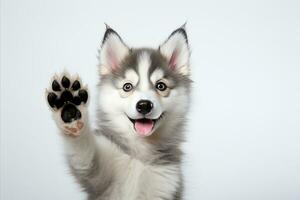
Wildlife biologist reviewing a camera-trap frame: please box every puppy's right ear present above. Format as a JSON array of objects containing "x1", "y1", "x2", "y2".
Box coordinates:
[{"x1": 99, "y1": 25, "x2": 129, "y2": 74}]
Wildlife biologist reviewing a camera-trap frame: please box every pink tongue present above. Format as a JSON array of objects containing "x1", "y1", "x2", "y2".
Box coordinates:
[{"x1": 134, "y1": 119, "x2": 154, "y2": 136}]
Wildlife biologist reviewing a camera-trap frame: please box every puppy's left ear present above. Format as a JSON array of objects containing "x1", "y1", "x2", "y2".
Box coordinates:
[{"x1": 159, "y1": 25, "x2": 190, "y2": 76}]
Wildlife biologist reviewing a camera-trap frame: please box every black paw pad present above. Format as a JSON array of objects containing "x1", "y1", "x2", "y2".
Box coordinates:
[
  {"x1": 61, "y1": 103, "x2": 82, "y2": 123},
  {"x1": 47, "y1": 92, "x2": 57, "y2": 107},
  {"x1": 78, "y1": 90, "x2": 88, "y2": 103},
  {"x1": 61, "y1": 76, "x2": 71, "y2": 88},
  {"x1": 52, "y1": 80, "x2": 61, "y2": 91},
  {"x1": 72, "y1": 96, "x2": 81, "y2": 105},
  {"x1": 72, "y1": 80, "x2": 81, "y2": 91},
  {"x1": 55, "y1": 99, "x2": 64, "y2": 109},
  {"x1": 60, "y1": 90, "x2": 73, "y2": 102}
]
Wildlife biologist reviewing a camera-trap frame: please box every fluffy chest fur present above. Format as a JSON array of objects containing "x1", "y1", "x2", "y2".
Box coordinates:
[
  {"x1": 106, "y1": 156, "x2": 181, "y2": 200},
  {"x1": 92, "y1": 136, "x2": 181, "y2": 200}
]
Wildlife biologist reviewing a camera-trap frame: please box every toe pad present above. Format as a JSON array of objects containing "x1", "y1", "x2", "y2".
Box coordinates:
[{"x1": 61, "y1": 103, "x2": 82, "y2": 123}]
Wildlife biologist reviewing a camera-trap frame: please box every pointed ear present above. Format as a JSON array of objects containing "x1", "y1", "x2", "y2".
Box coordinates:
[
  {"x1": 159, "y1": 26, "x2": 190, "y2": 76},
  {"x1": 99, "y1": 26, "x2": 129, "y2": 74}
]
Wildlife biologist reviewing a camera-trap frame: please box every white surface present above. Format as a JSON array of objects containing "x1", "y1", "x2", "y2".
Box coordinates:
[{"x1": 1, "y1": 0, "x2": 300, "y2": 199}]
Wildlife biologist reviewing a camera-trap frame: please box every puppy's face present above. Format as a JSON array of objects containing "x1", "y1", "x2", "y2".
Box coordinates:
[{"x1": 98, "y1": 27, "x2": 191, "y2": 137}]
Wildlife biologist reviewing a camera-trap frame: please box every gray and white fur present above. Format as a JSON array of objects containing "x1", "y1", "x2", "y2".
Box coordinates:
[{"x1": 46, "y1": 24, "x2": 192, "y2": 200}]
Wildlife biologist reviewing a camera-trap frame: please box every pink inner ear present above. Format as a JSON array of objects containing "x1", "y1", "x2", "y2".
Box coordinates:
[
  {"x1": 169, "y1": 50, "x2": 178, "y2": 70},
  {"x1": 107, "y1": 48, "x2": 119, "y2": 71}
]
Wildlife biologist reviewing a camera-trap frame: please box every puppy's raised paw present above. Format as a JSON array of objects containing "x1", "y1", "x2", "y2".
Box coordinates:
[{"x1": 46, "y1": 73, "x2": 88, "y2": 136}]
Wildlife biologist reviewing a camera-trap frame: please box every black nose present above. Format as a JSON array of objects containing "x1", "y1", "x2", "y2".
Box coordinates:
[{"x1": 136, "y1": 100, "x2": 153, "y2": 115}]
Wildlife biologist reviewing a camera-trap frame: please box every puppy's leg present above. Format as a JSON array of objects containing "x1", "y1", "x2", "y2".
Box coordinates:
[{"x1": 46, "y1": 73, "x2": 112, "y2": 195}]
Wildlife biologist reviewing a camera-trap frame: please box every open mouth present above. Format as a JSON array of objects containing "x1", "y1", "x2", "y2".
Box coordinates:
[{"x1": 127, "y1": 114, "x2": 163, "y2": 137}]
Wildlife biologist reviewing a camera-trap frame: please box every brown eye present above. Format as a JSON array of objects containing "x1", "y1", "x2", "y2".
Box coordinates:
[
  {"x1": 156, "y1": 82, "x2": 167, "y2": 91},
  {"x1": 123, "y1": 83, "x2": 133, "y2": 92}
]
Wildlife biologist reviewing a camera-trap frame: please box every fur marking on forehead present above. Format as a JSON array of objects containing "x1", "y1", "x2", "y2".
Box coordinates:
[{"x1": 138, "y1": 52, "x2": 151, "y2": 90}]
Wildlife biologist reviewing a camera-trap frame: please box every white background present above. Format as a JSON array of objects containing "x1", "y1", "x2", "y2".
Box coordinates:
[{"x1": 1, "y1": 0, "x2": 300, "y2": 199}]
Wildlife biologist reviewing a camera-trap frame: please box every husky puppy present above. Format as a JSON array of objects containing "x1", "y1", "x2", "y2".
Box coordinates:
[{"x1": 46, "y1": 24, "x2": 191, "y2": 200}]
